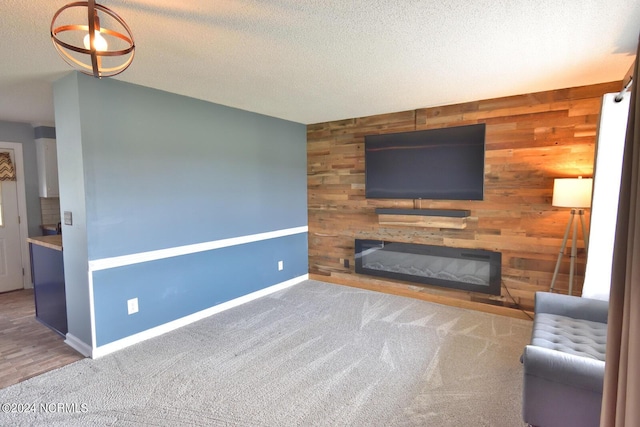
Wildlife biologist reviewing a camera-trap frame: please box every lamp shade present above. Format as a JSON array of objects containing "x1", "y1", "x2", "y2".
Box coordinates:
[{"x1": 552, "y1": 177, "x2": 593, "y2": 208}]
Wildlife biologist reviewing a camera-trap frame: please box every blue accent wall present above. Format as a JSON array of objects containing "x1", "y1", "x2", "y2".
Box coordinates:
[
  {"x1": 92, "y1": 233, "x2": 307, "y2": 346},
  {"x1": 53, "y1": 72, "x2": 308, "y2": 350},
  {"x1": 74, "y1": 75, "x2": 307, "y2": 260}
]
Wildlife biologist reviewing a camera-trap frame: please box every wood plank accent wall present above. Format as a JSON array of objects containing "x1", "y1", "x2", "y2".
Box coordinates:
[{"x1": 307, "y1": 81, "x2": 621, "y2": 313}]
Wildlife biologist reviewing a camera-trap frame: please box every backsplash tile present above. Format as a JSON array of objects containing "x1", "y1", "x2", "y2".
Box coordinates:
[{"x1": 40, "y1": 197, "x2": 61, "y2": 225}]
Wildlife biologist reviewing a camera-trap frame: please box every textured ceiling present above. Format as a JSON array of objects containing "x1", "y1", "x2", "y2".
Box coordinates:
[{"x1": 0, "y1": 0, "x2": 638, "y2": 125}]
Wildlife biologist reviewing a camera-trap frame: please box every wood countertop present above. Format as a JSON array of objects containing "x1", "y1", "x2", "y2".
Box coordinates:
[{"x1": 27, "y1": 235, "x2": 63, "y2": 251}]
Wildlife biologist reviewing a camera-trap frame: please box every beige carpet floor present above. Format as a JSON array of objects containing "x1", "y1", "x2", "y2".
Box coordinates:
[{"x1": 0, "y1": 280, "x2": 531, "y2": 426}]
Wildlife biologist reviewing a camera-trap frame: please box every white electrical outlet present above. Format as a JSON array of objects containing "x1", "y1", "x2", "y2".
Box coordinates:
[
  {"x1": 127, "y1": 298, "x2": 139, "y2": 315},
  {"x1": 278, "y1": 260, "x2": 284, "y2": 271}
]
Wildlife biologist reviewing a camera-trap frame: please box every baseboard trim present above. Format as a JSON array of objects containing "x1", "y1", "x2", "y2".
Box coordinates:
[
  {"x1": 91, "y1": 274, "x2": 308, "y2": 359},
  {"x1": 65, "y1": 333, "x2": 92, "y2": 357}
]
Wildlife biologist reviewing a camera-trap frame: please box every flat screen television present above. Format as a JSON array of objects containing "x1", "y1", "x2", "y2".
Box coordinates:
[{"x1": 364, "y1": 123, "x2": 486, "y2": 200}]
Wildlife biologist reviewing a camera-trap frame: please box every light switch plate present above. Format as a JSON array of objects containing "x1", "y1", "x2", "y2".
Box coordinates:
[{"x1": 64, "y1": 211, "x2": 72, "y2": 226}]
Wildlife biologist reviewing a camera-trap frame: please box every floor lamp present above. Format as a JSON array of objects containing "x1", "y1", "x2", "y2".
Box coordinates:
[{"x1": 550, "y1": 177, "x2": 593, "y2": 295}]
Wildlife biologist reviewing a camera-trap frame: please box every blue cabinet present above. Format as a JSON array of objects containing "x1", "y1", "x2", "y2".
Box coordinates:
[{"x1": 29, "y1": 237, "x2": 67, "y2": 336}]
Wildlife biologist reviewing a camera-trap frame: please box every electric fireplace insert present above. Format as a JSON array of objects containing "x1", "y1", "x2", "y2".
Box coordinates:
[{"x1": 355, "y1": 239, "x2": 501, "y2": 295}]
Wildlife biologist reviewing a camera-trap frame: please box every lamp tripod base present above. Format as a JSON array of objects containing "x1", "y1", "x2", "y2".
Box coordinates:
[{"x1": 550, "y1": 209, "x2": 589, "y2": 296}]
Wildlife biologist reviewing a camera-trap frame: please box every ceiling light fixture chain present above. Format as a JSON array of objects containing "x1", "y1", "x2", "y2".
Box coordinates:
[{"x1": 50, "y1": 0, "x2": 135, "y2": 78}]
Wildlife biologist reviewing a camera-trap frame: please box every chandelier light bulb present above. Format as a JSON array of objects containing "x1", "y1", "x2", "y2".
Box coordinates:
[{"x1": 83, "y1": 31, "x2": 108, "y2": 51}]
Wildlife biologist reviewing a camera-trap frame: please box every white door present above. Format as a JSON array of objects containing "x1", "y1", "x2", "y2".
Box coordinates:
[{"x1": 0, "y1": 149, "x2": 23, "y2": 293}]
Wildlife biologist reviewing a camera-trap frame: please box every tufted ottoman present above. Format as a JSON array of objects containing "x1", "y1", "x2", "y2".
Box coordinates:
[{"x1": 522, "y1": 291, "x2": 609, "y2": 427}]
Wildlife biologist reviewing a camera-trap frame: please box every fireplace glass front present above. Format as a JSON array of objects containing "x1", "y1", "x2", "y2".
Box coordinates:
[{"x1": 355, "y1": 239, "x2": 501, "y2": 295}]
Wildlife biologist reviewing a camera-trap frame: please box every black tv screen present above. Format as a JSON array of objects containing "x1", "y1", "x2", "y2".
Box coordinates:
[{"x1": 365, "y1": 123, "x2": 486, "y2": 200}]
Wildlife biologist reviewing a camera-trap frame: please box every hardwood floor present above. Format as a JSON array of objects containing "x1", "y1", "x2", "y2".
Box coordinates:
[{"x1": 0, "y1": 289, "x2": 84, "y2": 390}]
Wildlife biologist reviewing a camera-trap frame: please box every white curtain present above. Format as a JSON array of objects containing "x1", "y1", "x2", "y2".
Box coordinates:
[{"x1": 582, "y1": 93, "x2": 630, "y2": 300}]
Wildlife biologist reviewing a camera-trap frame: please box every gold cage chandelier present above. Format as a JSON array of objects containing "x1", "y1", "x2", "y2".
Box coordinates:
[{"x1": 50, "y1": 0, "x2": 135, "y2": 78}]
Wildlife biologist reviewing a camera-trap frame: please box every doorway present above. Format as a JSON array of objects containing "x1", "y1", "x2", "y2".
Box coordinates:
[{"x1": 0, "y1": 143, "x2": 30, "y2": 293}]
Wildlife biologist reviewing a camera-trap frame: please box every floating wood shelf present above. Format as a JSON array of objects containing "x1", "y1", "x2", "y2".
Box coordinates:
[
  {"x1": 378, "y1": 214, "x2": 468, "y2": 229},
  {"x1": 375, "y1": 208, "x2": 470, "y2": 229}
]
